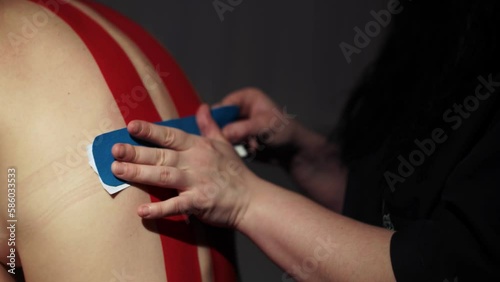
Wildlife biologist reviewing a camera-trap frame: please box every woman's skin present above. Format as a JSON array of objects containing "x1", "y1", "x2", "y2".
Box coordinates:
[{"x1": 111, "y1": 88, "x2": 396, "y2": 281}]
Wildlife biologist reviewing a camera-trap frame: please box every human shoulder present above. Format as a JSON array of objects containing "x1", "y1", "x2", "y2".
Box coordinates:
[
  {"x1": 0, "y1": 0, "x2": 124, "y2": 177},
  {"x1": 0, "y1": 0, "x2": 93, "y2": 91}
]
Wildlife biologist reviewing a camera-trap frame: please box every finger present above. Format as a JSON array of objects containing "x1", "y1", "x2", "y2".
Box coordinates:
[
  {"x1": 112, "y1": 143, "x2": 179, "y2": 166},
  {"x1": 138, "y1": 193, "x2": 193, "y2": 219},
  {"x1": 220, "y1": 88, "x2": 261, "y2": 116},
  {"x1": 211, "y1": 102, "x2": 223, "y2": 109},
  {"x1": 196, "y1": 104, "x2": 228, "y2": 142},
  {"x1": 127, "y1": 120, "x2": 194, "y2": 151},
  {"x1": 220, "y1": 90, "x2": 245, "y2": 106},
  {"x1": 222, "y1": 115, "x2": 270, "y2": 143},
  {"x1": 111, "y1": 161, "x2": 188, "y2": 189}
]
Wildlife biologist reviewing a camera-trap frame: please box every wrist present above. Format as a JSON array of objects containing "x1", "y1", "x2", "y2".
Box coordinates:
[
  {"x1": 290, "y1": 123, "x2": 327, "y2": 153},
  {"x1": 286, "y1": 124, "x2": 331, "y2": 169},
  {"x1": 265, "y1": 122, "x2": 326, "y2": 170},
  {"x1": 232, "y1": 171, "x2": 260, "y2": 230},
  {"x1": 234, "y1": 176, "x2": 277, "y2": 233},
  {"x1": 288, "y1": 134, "x2": 342, "y2": 183}
]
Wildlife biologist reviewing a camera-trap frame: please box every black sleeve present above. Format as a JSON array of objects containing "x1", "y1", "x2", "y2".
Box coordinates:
[{"x1": 390, "y1": 119, "x2": 500, "y2": 281}]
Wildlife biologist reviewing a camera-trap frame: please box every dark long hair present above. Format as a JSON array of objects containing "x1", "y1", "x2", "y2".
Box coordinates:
[{"x1": 337, "y1": 0, "x2": 500, "y2": 167}]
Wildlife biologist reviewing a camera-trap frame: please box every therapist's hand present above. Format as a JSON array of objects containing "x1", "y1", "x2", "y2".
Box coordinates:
[
  {"x1": 219, "y1": 87, "x2": 299, "y2": 149},
  {"x1": 110, "y1": 104, "x2": 256, "y2": 228},
  {"x1": 220, "y1": 88, "x2": 329, "y2": 170}
]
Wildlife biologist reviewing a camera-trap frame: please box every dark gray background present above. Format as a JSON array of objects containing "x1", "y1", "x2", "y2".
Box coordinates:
[{"x1": 94, "y1": 0, "x2": 387, "y2": 280}]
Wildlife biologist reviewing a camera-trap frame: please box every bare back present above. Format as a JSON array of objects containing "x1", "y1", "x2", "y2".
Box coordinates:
[{"x1": 0, "y1": 1, "x2": 229, "y2": 281}]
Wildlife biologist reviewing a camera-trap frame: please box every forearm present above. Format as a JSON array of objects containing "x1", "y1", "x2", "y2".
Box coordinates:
[
  {"x1": 289, "y1": 122, "x2": 328, "y2": 152},
  {"x1": 288, "y1": 124, "x2": 348, "y2": 212},
  {"x1": 237, "y1": 179, "x2": 395, "y2": 282}
]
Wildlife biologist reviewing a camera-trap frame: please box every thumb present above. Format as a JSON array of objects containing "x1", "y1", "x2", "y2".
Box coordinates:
[
  {"x1": 138, "y1": 194, "x2": 191, "y2": 219},
  {"x1": 196, "y1": 104, "x2": 227, "y2": 142},
  {"x1": 222, "y1": 120, "x2": 259, "y2": 143},
  {"x1": 222, "y1": 114, "x2": 270, "y2": 144}
]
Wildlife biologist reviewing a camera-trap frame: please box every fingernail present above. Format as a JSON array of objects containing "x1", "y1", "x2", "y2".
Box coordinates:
[
  {"x1": 115, "y1": 144, "x2": 126, "y2": 159},
  {"x1": 128, "y1": 122, "x2": 140, "y2": 135},
  {"x1": 112, "y1": 162, "x2": 125, "y2": 175},
  {"x1": 139, "y1": 205, "x2": 151, "y2": 217}
]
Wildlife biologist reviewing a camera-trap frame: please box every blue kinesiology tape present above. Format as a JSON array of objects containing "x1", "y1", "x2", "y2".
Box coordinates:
[{"x1": 91, "y1": 106, "x2": 240, "y2": 187}]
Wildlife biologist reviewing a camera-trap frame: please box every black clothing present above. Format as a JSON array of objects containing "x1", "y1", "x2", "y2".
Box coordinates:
[{"x1": 343, "y1": 75, "x2": 500, "y2": 281}]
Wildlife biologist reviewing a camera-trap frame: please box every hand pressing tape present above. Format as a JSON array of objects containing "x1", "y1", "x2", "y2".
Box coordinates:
[{"x1": 87, "y1": 106, "x2": 246, "y2": 194}]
